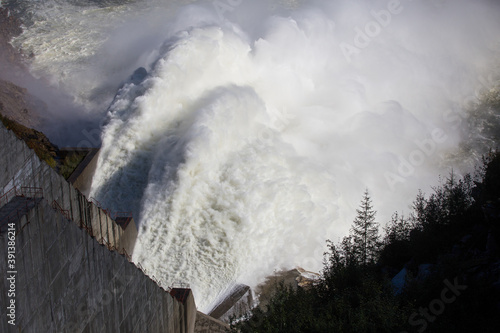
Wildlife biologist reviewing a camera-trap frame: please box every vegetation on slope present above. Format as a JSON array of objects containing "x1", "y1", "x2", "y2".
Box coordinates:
[
  {"x1": 0, "y1": 113, "x2": 88, "y2": 179},
  {"x1": 0, "y1": 112, "x2": 58, "y2": 168},
  {"x1": 232, "y1": 153, "x2": 500, "y2": 333},
  {"x1": 59, "y1": 151, "x2": 87, "y2": 179}
]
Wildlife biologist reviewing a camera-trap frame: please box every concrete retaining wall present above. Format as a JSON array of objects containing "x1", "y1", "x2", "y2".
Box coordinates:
[
  {"x1": 0, "y1": 199, "x2": 194, "y2": 332},
  {"x1": 0, "y1": 122, "x2": 198, "y2": 332},
  {"x1": 0, "y1": 123, "x2": 135, "y2": 256},
  {"x1": 69, "y1": 148, "x2": 100, "y2": 198}
]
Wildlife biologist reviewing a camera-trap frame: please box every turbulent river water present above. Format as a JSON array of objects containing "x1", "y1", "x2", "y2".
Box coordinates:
[{"x1": 6, "y1": 0, "x2": 500, "y2": 312}]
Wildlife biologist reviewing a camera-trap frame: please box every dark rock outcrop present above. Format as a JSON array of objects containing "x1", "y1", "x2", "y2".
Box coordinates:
[
  {"x1": 0, "y1": 113, "x2": 58, "y2": 168},
  {"x1": 0, "y1": 7, "x2": 46, "y2": 129},
  {"x1": 0, "y1": 79, "x2": 43, "y2": 128},
  {"x1": 0, "y1": 7, "x2": 27, "y2": 77}
]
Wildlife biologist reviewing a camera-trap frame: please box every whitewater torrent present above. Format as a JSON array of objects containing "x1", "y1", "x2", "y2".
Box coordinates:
[{"x1": 7, "y1": 0, "x2": 500, "y2": 312}]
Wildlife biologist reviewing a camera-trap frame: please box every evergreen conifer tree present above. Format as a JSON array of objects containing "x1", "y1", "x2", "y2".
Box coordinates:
[{"x1": 351, "y1": 189, "x2": 380, "y2": 265}]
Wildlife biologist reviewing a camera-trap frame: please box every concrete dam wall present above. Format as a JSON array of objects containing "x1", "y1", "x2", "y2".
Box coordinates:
[
  {"x1": 0, "y1": 199, "x2": 194, "y2": 332},
  {"x1": 0, "y1": 123, "x2": 135, "y2": 257},
  {"x1": 0, "y1": 122, "x2": 198, "y2": 332}
]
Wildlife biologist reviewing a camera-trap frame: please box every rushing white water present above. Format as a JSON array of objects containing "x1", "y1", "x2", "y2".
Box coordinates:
[
  {"x1": 9, "y1": 0, "x2": 500, "y2": 312},
  {"x1": 9, "y1": 0, "x2": 201, "y2": 109}
]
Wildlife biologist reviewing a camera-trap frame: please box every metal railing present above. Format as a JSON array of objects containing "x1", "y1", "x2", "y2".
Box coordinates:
[
  {"x1": 0, "y1": 198, "x2": 37, "y2": 231},
  {"x1": 90, "y1": 197, "x2": 133, "y2": 223},
  {"x1": 170, "y1": 282, "x2": 191, "y2": 289},
  {"x1": 0, "y1": 183, "x2": 44, "y2": 233},
  {"x1": 80, "y1": 219, "x2": 94, "y2": 237},
  {"x1": 0, "y1": 186, "x2": 19, "y2": 207},
  {"x1": 20, "y1": 186, "x2": 43, "y2": 198},
  {"x1": 1, "y1": 152, "x2": 40, "y2": 192},
  {"x1": 1, "y1": 164, "x2": 136, "y2": 262},
  {"x1": 111, "y1": 211, "x2": 133, "y2": 219},
  {"x1": 51, "y1": 200, "x2": 71, "y2": 220},
  {"x1": 90, "y1": 197, "x2": 111, "y2": 215}
]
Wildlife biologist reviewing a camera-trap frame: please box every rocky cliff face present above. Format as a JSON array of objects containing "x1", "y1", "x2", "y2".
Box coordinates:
[
  {"x1": 0, "y1": 7, "x2": 47, "y2": 129},
  {"x1": 0, "y1": 79, "x2": 43, "y2": 128},
  {"x1": 0, "y1": 113, "x2": 58, "y2": 168},
  {"x1": 0, "y1": 7, "x2": 26, "y2": 78},
  {"x1": 0, "y1": 7, "x2": 57, "y2": 167}
]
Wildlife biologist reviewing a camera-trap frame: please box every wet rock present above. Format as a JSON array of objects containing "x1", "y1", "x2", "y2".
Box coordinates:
[
  {"x1": 130, "y1": 67, "x2": 147, "y2": 84},
  {"x1": 461, "y1": 234, "x2": 473, "y2": 245},
  {"x1": 391, "y1": 267, "x2": 407, "y2": 295},
  {"x1": 417, "y1": 263, "x2": 433, "y2": 281},
  {"x1": 0, "y1": 79, "x2": 44, "y2": 128},
  {"x1": 0, "y1": 7, "x2": 27, "y2": 77},
  {"x1": 209, "y1": 284, "x2": 252, "y2": 322},
  {"x1": 486, "y1": 229, "x2": 499, "y2": 255},
  {"x1": 296, "y1": 267, "x2": 320, "y2": 289}
]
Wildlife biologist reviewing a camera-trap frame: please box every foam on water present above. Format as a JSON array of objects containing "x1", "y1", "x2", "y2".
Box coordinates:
[
  {"x1": 11, "y1": 0, "x2": 500, "y2": 312},
  {"x1": 10, "y1": 0, "x2": 198, "y2": 109},
  {"x1": 89, "y1": 1, "x2": 500, "y2": 311}
]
